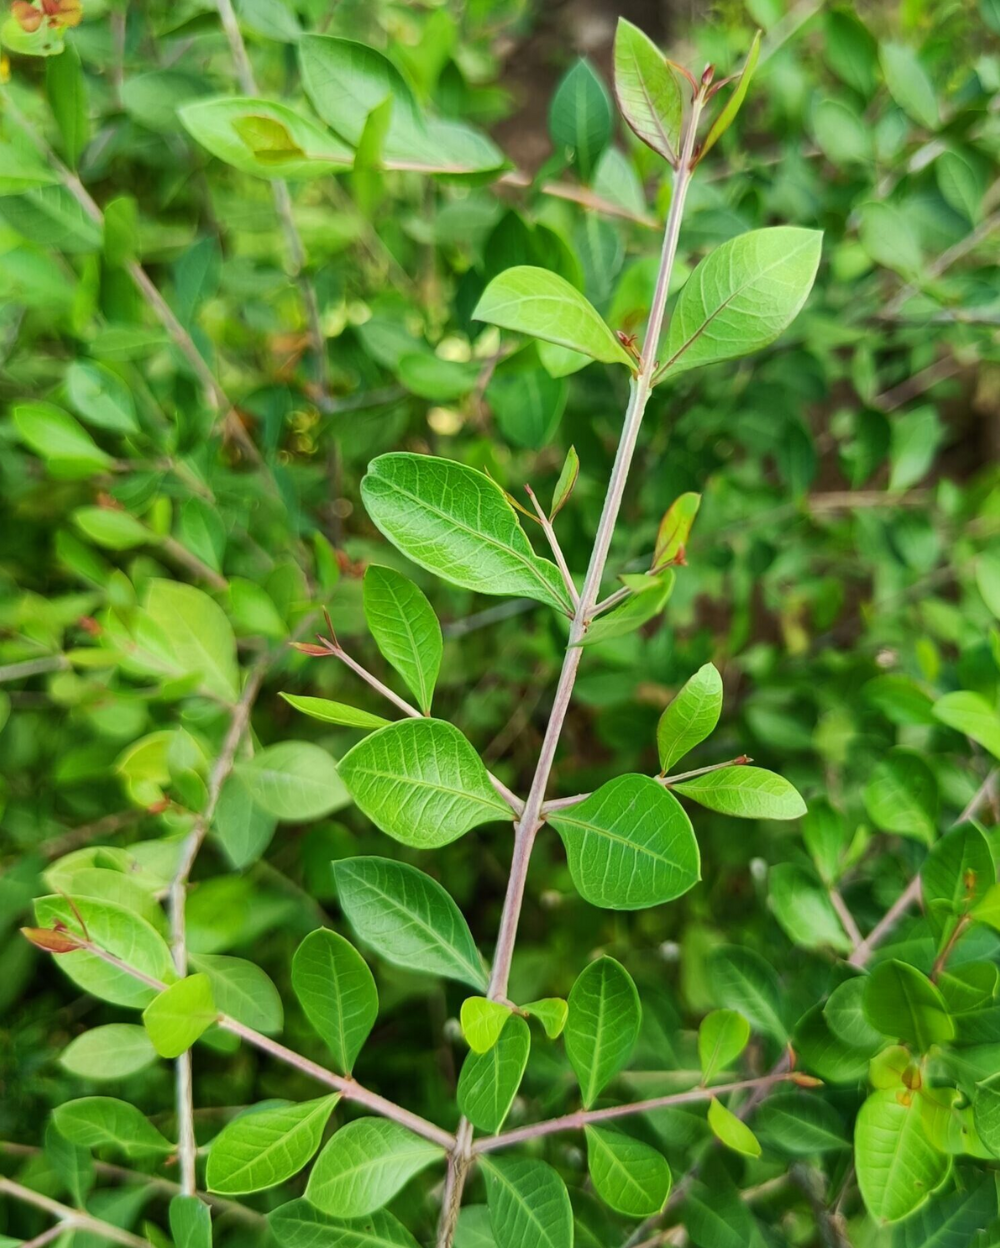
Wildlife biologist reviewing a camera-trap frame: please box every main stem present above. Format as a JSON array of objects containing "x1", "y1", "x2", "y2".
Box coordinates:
[{"x1": 436, "y1": 95, "x2": 704, "y2": 1248}]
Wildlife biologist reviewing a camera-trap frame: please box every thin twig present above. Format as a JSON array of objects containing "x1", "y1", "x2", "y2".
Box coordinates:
[
  {"x1": 541, "y1": 757, "x2": 751, "y2": 816},
  {"x1": 846, "y1": 876, "x2": 922, "y2": 969},
  {"x1": 828, "y1": 888, "x2": 864, "y2": 949},
  {"x1": 0, "y1": 655, "x2": 70, "y2": 683},
  {"x1": 0, "y1": 1179, "x2": 148, "y2": 1248},
  {"x1": 525, "y1": 485, "x2": 579, "y2": 610},
  {"x1": 883, "y1": 205, "x2": 1000, "y2": 317}
]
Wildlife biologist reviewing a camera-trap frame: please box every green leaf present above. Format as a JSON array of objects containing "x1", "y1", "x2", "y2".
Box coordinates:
[
  {"x1": 656, "y1": 664, "x2": 723, "y2": 772},
  {"x1": 795, "y1": 1004, "x2": 870, "y2": 1085},
  {"x1": 212, "y1": 774, "x2": 278, "y2": 870},
  {"x1": 652, "y1": 492, "x2": 701, "y2": 572},
  {"x1": 481, "y1": 1156, "x2": 573, "y2": 1248},
  {"x1": 698, "y1": 1009, "x2": 750, "y2": 1083},
  {"x1": 768, "y1": 863, "x2": 852, "y2": 954},
  {"x1": 565, "y1": 956, "x2": 641, "y2": 1107},
  {"x1": 189, "y1": 952, "x2": 283, "y2": 1035},
  {"x1": 461, "y1": 997, "x2": 513, "y2": 1054},
  {"x1": 73, "y1": 506, "x2": 151, "y2": 551},
  {"x1": 46, "y1": 44, "x2": 89, "y2": 169},
  {"x1": 180, "y1": 96, "x2": 353, "y2": 179},
  {"x1": 659, "y1": 228, "x2": 822, "y2": 379},
  {"x1": 207, "y1": 1095, "x2": 340, "y2": 1195},
  {"x1": 976, "y1": 550, "x2": 1000, "y2": 618},
  {"x1": 270, "y1": 1199, "x2": 420, "y2": 1248},
  {"x1": 613, "y1": 19, "x2": 681, "y2": 163},
  {"x1": 971, "y1": 882, "x2": 1000, "y2": 932},
  {"x1": 863, "y1": 748, "x2": 938, "y2": 845},
  {"x1": 550, "y1": 446, "x2": 579, "y2": 519},
  {"x1": 142, "y1": 973, "x2": 217, "y2": 1058},
  {"x1": 974, "y1": 1072, "x2": 1000, "y2": 1157},
  {"x1": 585, "y1": 1125, "x2": 671, "y2": 1216},
  {"x1": 65, "y1": 362, "x2": 138, "y2": 434},
  {"x1": 35, "y1": 894, "x2": 174, "y2": 1009},
  {"x1": 45, "y1": 1118, "x2": 93, "y2": 1208},
  {"x1": 53, "y1": 1097, "x2": 173, "y2": 1157},
  {"x1": 708, "y1": 946, "x2": 787, "y2": 1043},
  {"x1": 708, "y1": 1097, "x2": 761, "y2": 1157},
  {"x1": 363, "y1": 566, "x2": 443, "y2": 715},
  {"x1": 169, "y1": 1196, "x2": 211, "y2": 1248},
  {"x1": 922, "y1": 825, "x2": 994, "y2": 936},
  {"x1": 280, "y1": 694, "x2": 390, "y2": 732},
  {"x1": 700, "y1": 31, "x2": 762, "y2": 159},
  {"x1": 577, "y1": 573, "x2": 674, "y2": 647},
  {"x1": 933, "y1": 691, "x2": 1000, "y2": 761},
  {"x1": 523, "y1": 999, "x2": 568, "y2": 1039},
  {"x1": 823, "y1": 978, "x2": 884, "y2": 1054},
  {"x1": 879, "y1": 43, "x2": 939, "y2": 130},
  {"x1": 361, "y1": 454, "x2": 571, "y2": 613},
  {"x1": 457, "y1": 1014, "x2": 531, "y2": 1133},
  {"x1": 307, "y1": 1119, "x2": 444, "y2": 1218},
  {"x1": 141, "y1": 579, "x2": 239, "y2": 703},
  {"x1": 292, "y1": 929, "x2": 378, "y2": 1074},
  {"x1": 890, "y1": 1179, "x2": 997, "y2": 1248},
  {"x1": 339, "y1": 719, "x2": 509, "y2": 849},
  {"x1": 863, "y1": 960, "x2": 955, "y2": 1052},
  {"x1": 673, "y1": 766, "x2": 806, "y2": 820},
  {"x1": 334, "y1": 857, "x2": 488, "y2": 990},
  {"x1": 549, "y1": 774, "x2": 699, "y2": 910},
  {"x1": 14, "y1": 401, "x2": 113, "y2": 476},
  {"x1": 755, "y1": 1094, "x2": 849, "y2": 1155},
  {"x1": 60, "y1": 1024, "x2": 158, "y2": 1080},
  {"x1": 473, "y1": 268, "x2": 633, "y2": 369},
  {"x1": 236, "y1": 741, "x2": 350, "y2": 821},
  {"x1": 855, "y1": 1090, "x2": 950, "y2": 1223},
  {"x1": 548, "y1": 59, "x2": 612, "y2": 180},
  {"x1": 859, "y1": 201, "x2": 923, "y2": 281}
]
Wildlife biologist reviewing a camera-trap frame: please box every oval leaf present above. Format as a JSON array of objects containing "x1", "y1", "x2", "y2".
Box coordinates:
[
  {"x1": 457, "y1": 1014, "x2": 531, "y2": 1134},
  {"x1": 657, "y1": 663, "x2": 723, "y2": 772},
  {"x1": 206, "y1": 1096, "x2": 340, "y2": 1195},
  {"x1": 565, "y1": 956, "x2": 641, "y2": 1108},
  {"x1": 292, "y1": 929, "x2": 378, "y2": 1074},
  {"x1": 672, "y1": 766, "x2": 806, "y2": 820},
  {"x1": 307, "y1": 1119, "x2": 443, "y2": 1218},
  {"x1": 481, "y1": 1156, "x2": 573, "y2": 1248},
  {"x1": 363, "y1": 566, "x2": 443, "y2": 715},
  {"x1": 585, "y1": 1124, "x2": 671, "y2": 1216}
]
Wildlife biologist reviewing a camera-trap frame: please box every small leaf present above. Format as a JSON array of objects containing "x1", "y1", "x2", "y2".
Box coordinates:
[
  {"x1": 14, "y1": 401, "x2": 112, "y2": 476},
  {"x1": 236, "y1": 741, "x2": 350, "y2": 821},
  {"x1": 53, "y1": 1097, "x2": 173, "y2": 1157},
  {"x1": 862, "y1": 748, "x2": 938, "y2": 845},
  {"x1": 339, "y1": 719, "x2": 509, "y2": 849},
  {"x1": 461, "y1": 997, "x2": 513, "y2": 1054},
  {"x1": 613, "y1": 19, "x2": 681, "y2": 163},
  {"x1": 698, "y1": 1009, "x2": 750, "y2": 1083},
  {"x1": 334, "y1": 857, "x2": 488, "y2": 990},
  {"x1": 481, "y1": 1156, "x2": 573, "y2": 1248},
  {"x1": 578, "y1": 573, "x2": 673, "y2": 648},
  {"x1": 457, "y1": 1014, "x2": 531, "y2": 1134},
  {"x1": 142, "y1": 974, "x2": 217, "y2": 1058},
  {"x1": 269, "y1": 1199, "x2": 420, "y2": 1248},
  {"x1": 169, "y1": 1196, "x2": 211, "y2": 1248},
  {"x1": 700, "y1": 31, "x2": 762, "y2": 159},
  {"x1": 652, "y1": 493, "x2": 701, "y2": 572},
  {"x1": 473, "y1": 267, "x2": 633, "y2": 369},
  {"x1": 855, "y1": 1090, "x2": 949, "y2": 1223},
  {"x1": 307, "y1": 1119, "x2": 443, "y2": 1218},
  {"x1": 585, "y1": 1125, "x2": 671, "y2": 1216},
  {"x1": 707, "y1": 1097, "x2": 761, "y2": 1157},
  {"x1": 548, "y1": 59, "x2": 613, "y2": 180},
  {"x1": 292, "y1": 929, "x2": 378, "y2": 1074},
  {"x1": 363, "y1": 565, "x2": 443, "y2": 716},
  {"x1": 565, "y1": 956, "x2": 641, "y2": 1107},
  {"x1": 523, "y1": 998, "x2": 568, "y2": 1039},
  {"x1": 549, "y1": 446, "x2": 579, "y2": 519},
  {"x1": 206, "y1": 1096, "x2": 339, "y2": 1195},
  {"x1": 863, "y1": 960, "x2": 955, "y2": 1052},
  {"x1": 672, "y1": 766, "x2": 806, "y2": 820},
  {"x1": 60, "y1": 1024, "x2": 158, "y2": 1080},
  {"x1": 280, "y1": 694, "x2": 390, "y2": 732},
  {"x1": 656, "y1": 664, "x2": 723, "y2": 772}
]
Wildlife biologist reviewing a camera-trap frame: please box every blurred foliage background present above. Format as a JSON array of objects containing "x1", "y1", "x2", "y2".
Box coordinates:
[{"x1": 1, "y1": 0, "x2": 999, "y2": 1244}]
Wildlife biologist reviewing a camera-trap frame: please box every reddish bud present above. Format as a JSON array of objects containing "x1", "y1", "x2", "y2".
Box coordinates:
[
  {"x1": 700, "y1": 63, "x2": 715, "y2": 88},
  {"x1": 55, "y1": 0, "x2": 83, "y2": 27},
  {"x1": 790, "y1": 1073, "x2": 823, "y2": 1088},
  {"x1": 21, "y1": 926, "x2": 82, "y2": 953},
  {"x1": 289, "y1": 642, "x2": 331, "y2": 656},
  {"x1": 12, "y1": 2, "x2": 42, "y2": 31}
]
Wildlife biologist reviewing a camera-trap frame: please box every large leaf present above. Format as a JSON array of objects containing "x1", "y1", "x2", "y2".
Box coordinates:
[
  {"x1": 334, "y1": 857, "x2": 488, "y2": 989},
  {"x1": 585, "y1": 1125, "x2": 671, "y2": 1216},
  {"x1": 659, "y1": 228, "x2": 822, "y2": 379},
  {"x1": 363, "y1": 565, "x2": 442, "y2": 715},
  {"x1": 142, "y1": 973, "x2": 217, "y2": 1058},
  {"x1": 708, "y1": 946, "x2": 787, "y2": 1043},
  {"x1": 339, "y1": 719, "x2": 509, "y2": 849},
  {"x1": 891, "y1": 1179, "x2": 998, "y2": 1248},
  {"x1": 140, "y1": 579, "x2": 239, "y2": 702},
  {"x1": 53, "y1": 1097, "x2": 173, "y2": 1157},
  {"x1": 855, "y1": 1090, "x2": 950, "y2": 1223},
  {"x1": 236, "y1": 741, "x2": 350, "y2": 821},
  {"x1": 292, "y1": 929, "x2": 378, "y2": 1074},
  {"x1": 213, "y1": 774, "x2": 278, "y2": 869},
  {"x1": 863, "y1": 960, "x2": 955, "y2": 1052},
  {"x1": 189, "y1": 952, "x2": 283, "y2": 1035},
  {"x1": 548, "y1": 774, "x2": 699, "y2": 910},
  {"x1": 307, "y1": 1119, "x2": 444, "y2": 1218},
  {"x1": 269, "y1": 1199, "x2": 420, "y2": 1248},
  {"x1": 673, "y1": 766, "x2": 806, "y2": 820},
  {"x1": 206, "y1": 1096, "x2": 340, "y2": 1194},
  {"x1": 474, "y1": 267, "x2": 632, "y2": 369},
  {"x1": 361, "y1": 454, "x2": 571, "y2": 613},
  {"x1": 169, "y1": 1196, "x2": 211, "y2": 1248},
  {"x1": 60, "y1": 1025, "x2": 157, "y2": 1081},
  {"x1": 656, "y1": 664, "x2": 723, "y2": 772},
  {"x1": 457, "y1": 1015, "x2": 531, "y2": 1134},
  {"x1": 613, "y1": 19, "x2": 681, "y2": 163},
  {"x1": 481, "y1": 1156, "x2": 573, "y2": 1248},
  {"x1": 565, "y1": 956, "x2": 641, "y2": 1107}
]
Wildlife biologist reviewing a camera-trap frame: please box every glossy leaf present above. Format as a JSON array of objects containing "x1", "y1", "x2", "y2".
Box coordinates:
[
  {"x1": 657, "y1": 664, "x2": 723, "y2": 772},
  {"x1": 190, "y1": 953, "x2": 283, "y2": 1035},
  {"x1": 141, "y1": 579, "x2": 239, "y2": 703},
  {"x1": 565, "y1": 956, "x2": 641, "y2": 1106},
  {"x1": 585, "y1": 1125, "x2": 671, "y2": 1216},
  {"x1": 363, "y1": 565, "x2": 442, "y2": 715},
  {"x1": 755, "y1": 1094, "x2": 849, "y2": 1155},
  {"x1": 292, "y1": 929, "x2": 378, "y2": 1074},
  {"x1": 613, "y1": 19, "x2": 681, "y2": 163},
  {"x1": 142, "y1": 973, "x2": 217, "y2": 1058},
  {"x1": 672, "y1": 766, "x2": 806, "y2": 820},
  {"x1": 855, "y1": 1090, "x2": 950, "y2": 1223},
  {"x1": 307, "y1": 1119, "x2": 443, "y2": 1218},
  {"x1": 523, "y1": 999, "x2": 568, "y2": 1040},
  {"x1": 207, "y1": 1096, "x2": 339, "y2": 1194},
  {"x1": 698, "y1": 1009, "x2": 750, "y2": 1083},
  {"x1": 457, "y1": 1014, "x2": 531, "y2": 1133},
  {"x1": 481, "y1": 1156, "x2": 573, "y2": 1248},
  {"x1": 461, "y1": 997, "x2": 513, "y2": 1054},
  {"x1": 280, "y1": 694, "x2": 390, "y2": 732}
]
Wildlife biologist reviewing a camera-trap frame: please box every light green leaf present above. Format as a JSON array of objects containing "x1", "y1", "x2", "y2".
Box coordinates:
[
  {"x1": 652, "y1": 492, "x2": 701, "y2": 572},
  {"x1": 863, "y1": 960, "x2": 955, "y2": 1052},
  {"x1": 523, "y1": 999, "x2": 568, "y2": 1040},
  {"x1": 673, "y1": 766, "x2": 806, "y2": 820},
  {"x1": 708, "y1": 946, "x2": 787, "y2": 1043},
  {"x1": 889, "y1": 405, "x2": 942, "y2": 491},
  {"x1": 708, "y1": 1097, "x2": 761, "y2": 1157},
  {"x1": 363, "y1": 566, "x2": 442, "y2": 715},
  {"x1": 660, "y1": 228, "x2": 822, "y2": 379},
  {"x1": 141, "y1": 579, "x2": 239, "y2": 703},
  {"x1": 755, "y1": 1094, "x2": 849, "y2": 1155},
  {"x1": 565, "y1": 956, "x2": 641, "y2": 1107},
  {"x1": 236, "y1": 741, "x2": 350, "y2": 821},
  {"x1": 473, "y1": 267, "x2": 632, "y2": 369},
  {"x1": 14, "y1": 401, "x2": 113, "y2": 476},
  {"x1": 656, "y1": 664, "x2": 723, "y2": 772},
  {"x1": 698, "y1": 1009, "x2": 750, "y2": 1083},
  {"x1": 971, "y1": 882, "x2": 1000, "y2": 932},
  {"x1": 334, "y1": 857, "x2": 488, "y2": 990},
  {"x1": 585, "y1": 1125, "x2": 671, "y2": 1216},
  {"x1": 73, "y1": 506, "x2": 151, "y2": 551},
  {"x1": 207, "y1": 1096, "x2": 340, "y2": 1194},
  {"x1": 976, "y1": 550, "x2": 1000, "y2": 618},
  {"x1": 855, "y1": 1090, "x2": 950, "y2": 1223},
  {"x1": 361, "y1": 454, "x2": 571, "y2": 613},
  {"x1": 863, "y1": 748, "x2": 938, "y2": 845},
  {"x1": 769, "y1": 863, "x2": 852, "y2": 953},
  {"x1": 212, "y1": 774, "x2": 277, "y2": 870},
  {"x1": 457, "y1": 1014, "x2": 531, "y2": 1133},
  {"x1": 613, "y1": 19, "x2": 681, "y2": 162},
  {"x1": 461, "y1": 997, "x2": 513, "y2": 1054},
  {"x1": 550, "y1": 446, "x2": 579, "y2": 519},
  {"x1": 189, "y1": 952, "x2": 283, "y2": 1035},
  {"x1": 578, "y1": 573, "x2": 673, "y2": 648},
  {"x1": 307, "y1": 1119, "x2": 443, "y2": 1218},
  {"x1": 548, "y1": 774, "x2": 699, "y2": 910},
  {"x1": 180, "y1": 96, "x2": 353, "y2": 179},
  {"x1": 53, "y1": 1097, "x2": 173, "y2": 1157},
  {"x1": 65, "y1": 361, "x2": 138, "y2": 433},
  {"x1": 269, "y1": 1198, "x2": 420, "y2": 1248},
  {"x1": 292, "y1": 929, "x2": 378, "y2": 1074},
  {"x1": 548, "y1": 59, "x2": 612, "y2": 180},
  {"x1": 60, "y1": 1024, "x2": 158, "y2": 1080},
  {"x1": 280, "y1": 693, "x2": 390, "y2": 732},
  {"x1": 974, "y1": 1072, "x2": 1000, "y2": 1157},
  {"x1": 169, "y1": 1195, "x2": 211, "y2": 1248},
  {"x1": 481, "y1": 1156, "x2": 573, "y2": 1248},
  {"x1": 859, "y1": 201, "x2": 923, "y2": 280},
  {"x1": 700, "y1": 30, "x2": 762, "y2": 158},
  {"x1": 142, "y1": 974, "x2": 217, "y2": 1058},
  {"x1": 339, "y1": 719, "x2": 509, "y2": 849},
  {"x1": 879, "y1": 43, "x2": 939, "y2": 130},
  {"x1": 933, "y1": 691, "x2": 1000, "y2": 761}
]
